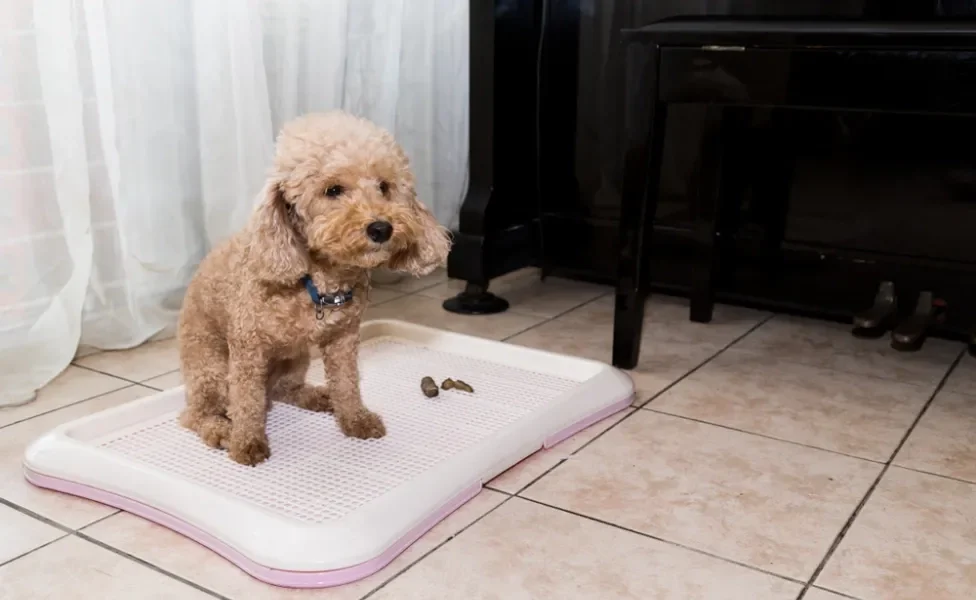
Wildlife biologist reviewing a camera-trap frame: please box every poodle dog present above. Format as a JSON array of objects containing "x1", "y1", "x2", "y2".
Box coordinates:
[{"x1": 178, "y1": 111, "x2": 451, "y2": 465}]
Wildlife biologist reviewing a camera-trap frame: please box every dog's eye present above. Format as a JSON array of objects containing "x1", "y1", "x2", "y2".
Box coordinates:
[
  {"x1": 378, "y1": 181, "x2": 391, "y2": 196},
  {"x1": 325, "y1": 185, "x2": 344, "y2": 198}
]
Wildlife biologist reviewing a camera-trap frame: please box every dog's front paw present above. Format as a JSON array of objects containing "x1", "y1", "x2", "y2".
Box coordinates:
[
  {"x1": 338, "y1": 410, "x2": 386, "y2": 439},
  {"x1": 179, "y1": 411, "x2": 231, "y2": 450},
  {"x1": 228, "y1": 433, "x2": 271, "y2": 466}
]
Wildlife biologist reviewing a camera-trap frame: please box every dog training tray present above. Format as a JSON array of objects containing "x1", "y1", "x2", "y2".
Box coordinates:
[{"x1": 23, "y1": 320, "x2": 633, "y2": 588}]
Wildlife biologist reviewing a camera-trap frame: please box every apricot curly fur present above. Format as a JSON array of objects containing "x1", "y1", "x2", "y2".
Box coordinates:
[{"x1": 178, "y1": 111, "x2": 451, "y2": 465}]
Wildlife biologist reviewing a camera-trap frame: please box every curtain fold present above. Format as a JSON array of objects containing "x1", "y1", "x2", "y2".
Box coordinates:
[{"x1": 0, "y1": 0, "x2": 469, "y2": 406}]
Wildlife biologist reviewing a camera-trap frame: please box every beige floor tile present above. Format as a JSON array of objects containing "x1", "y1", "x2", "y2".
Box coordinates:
[
  {"x1": 0, "y1": 535, "x2": 211, "y2": 599},
  {"x1": 372, "y1": 498, "x2": 801, "y2": 600},
  {"x1": 489, "y1": 409, "x2": 634, "y2": 494},
  {"x1": 944, "y1": 355, "x2": 976, "y2": 396},
  {"x1": 509, "y1": 317, "x2": 715, "y2": 405},
  {"x1": 73, "y1": 344, "x2": 102, "y2": 359},
  {"x1": 0, "y1": 366, "x2": 130, "y2": 428},
  {"x1": 572, "y1": 294, "x2": 769, "y2": 347},
  {"x1": 507, "y1": 299, "x2": 734, "y2": 405},
  {"x1": 523, "y1": 411, "x2": 880, "y2": 580},
  {"x1": 0, "y1": 503, "x2": 64, "y2": 564},
  {"x1": 374, "y1": 267, "x2": 447, "y2": 293},
  {"x1": 895, "y1": 391, "x2": 976, "y2": 482},
  {"x1": 0, "y1": 385, "x2": 152, "y2": 529},
  {"x1": 416, "y1": 267, "x2": 536, "y2": 302},
  {"x1": 74, "y1": 337, "x2": 180, "y2": 382},
  {"x1": 367, "y1": 286, "x2": 404, "y2": 306},
  {"x1": 817, "y1": 467, "x2": 976, "y2": 600},
  {"x1": 736, "y1": 315, "x2": 961, "y2": 386},
  {"x1": 653, "y1": 350, "x2": 933, "y2": 461},
  {"x1": 485, "y1": 274, "x2": 605, "y2": 318},
  {"x1": 803, "y1": 588, "x2": 854, "y2": 600},
  {"x1": 142, "y1": 370, "x2": 183, "y2": 391},
  {"x1": 421, "y1": 269, "x2": 609, "y2": 319},
  {"x1": 83, "y1": 489, "x2": 507, "y2": 599},
  {"x1": 365, "y1": 294, "x2": 545, "y2": 340}
]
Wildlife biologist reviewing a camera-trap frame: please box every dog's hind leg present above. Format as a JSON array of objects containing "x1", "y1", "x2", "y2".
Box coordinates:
[
  {"x1": 179, "y1": 331, "x2": 231, "y2": 449},
  {"x1": 268, "y1": 353, "x2": 332, "y2": 412}
]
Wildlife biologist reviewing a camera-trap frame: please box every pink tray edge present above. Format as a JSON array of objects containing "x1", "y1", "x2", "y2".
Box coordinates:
[
  {"x1": 24, "y1": 466, "x2": 481, "y2": 588},
  {"x1": 23, "y1": 392, "x2": 633, "y2": 589},
  {"x1": 544, "y1": 394, "x2": 633, "y2": 448}
]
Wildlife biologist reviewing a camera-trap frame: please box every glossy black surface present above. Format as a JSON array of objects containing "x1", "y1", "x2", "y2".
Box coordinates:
[
  {"x1": 463, "y1": 0, "x2": 976, "y2": 358},
  {"x1": 542, "y1": 1, "x2": 976, "y2": 273},
  {"x1": 657, "y1": 47, "x2": 976, "y2": 115},
  {"x1": 613, "y1": 19, "x2": 976, "y2": 368},
  {"x1": 447, "y1": 0, "x2": 541, "y2": 290}
]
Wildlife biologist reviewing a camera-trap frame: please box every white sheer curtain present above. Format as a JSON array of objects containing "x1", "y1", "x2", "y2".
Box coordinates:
[{"x1": 0, "y1": 0, "x2": 468, "y2": 406}]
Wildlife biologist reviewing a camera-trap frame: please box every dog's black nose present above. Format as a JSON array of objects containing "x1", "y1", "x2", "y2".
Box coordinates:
[{"x1": 366, "y1": 220, "x2": 393, "y2": 243}]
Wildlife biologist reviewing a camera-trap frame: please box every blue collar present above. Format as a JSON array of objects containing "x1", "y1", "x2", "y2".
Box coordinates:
[{"x1": 302, "y1": 275, "x2": 354, "y2": 319}]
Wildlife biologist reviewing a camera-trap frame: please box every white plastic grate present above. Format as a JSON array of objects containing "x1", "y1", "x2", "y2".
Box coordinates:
[{"x1": 99, "y1": 337, "x2": 581, "y2": 523}]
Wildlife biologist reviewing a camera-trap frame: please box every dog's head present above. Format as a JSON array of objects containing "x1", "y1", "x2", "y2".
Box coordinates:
[{"x1": 248, "y1": 111, "x2": 451, "y2": 282}]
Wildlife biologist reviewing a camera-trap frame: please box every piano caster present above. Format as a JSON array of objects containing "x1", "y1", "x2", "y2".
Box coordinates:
[
  {"x1": 442, "y1": 282, "x2": 510, "y2": 315},
  {"x1": 890, "y1": 291, "x2": 946, "y2": 352},
  {"x1": 852, "y1": 281, "x2": 898, "y2": 339}
]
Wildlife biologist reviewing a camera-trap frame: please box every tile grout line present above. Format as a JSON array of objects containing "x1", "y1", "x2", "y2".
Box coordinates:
[
  {"x1": 642, "y1": 408, "x2": 887, "y2": 465},
  {"x1": 638, "y1": 313, "x2": 777, "y2": 411},
  {"x1": 374, "y1": 276, "x2": 447, "y2": 296},
  {"x1": 794, "y1": 349, "x2": 967, "y2": 600},
  {"x1": 806, "y1": 585, "x2": 862, "y2": 600},
  {"x1": 377, "y1": 277, "x2": 605, "y2": 338},
  {"x1": 0, "y1": 383, "x2": 157, "y2": 432},
  {"x1": 367, "y1": 289, "x2": 409, "y2": 306},
  {"x1": 138, "y1": 369, "x2": 182, "y2": 392},
  {"x1": 483, "y1": 484, "x2": 513, "y2": 496},
  {"x1": 517, "y1": 495, "x2": 806, "y2": 586},
  {"x1": 0, "y1": 497, "x2": 74, "y2": 535},
  {"x1": 0, "y1": 495, "x2": 106, "y2": 571},
  {"x1": 892, "y1": 463, "x2": 976, "y2": 487},
  {"x1": 0, "y1": 532, "x2": 73, "y2": 570},
  {"x1": 0, "y1": 500, "x2": 122, "y2": 572},
  {"x1": 725, "y1": 313, "x2": 972, "y2": 392},
  {"x1": 500, "y1": 291, "x2": 612, "y2": 343},
  {"x1": 74, "y1": 531, "x2": 232, "y2": 600},
  {"x1": 77, "y1": 509, "x2": 123, "y2": 531},
  {"x1": 71, "y1": 362, "x2": 148, "y2": 387},
  {"x1": 723, "y1": 345, "x2": 956, "y2": 392},
  {"x1": 359, "y1": 493, "x2": 517, "y2": 599},
  {"x1": 507, "y1": 313, "x2": 776, "y2": 497}
]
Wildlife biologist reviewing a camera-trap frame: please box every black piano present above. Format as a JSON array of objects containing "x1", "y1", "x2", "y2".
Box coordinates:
[{"x1": 448, "y1": 0, "x2": 976, "y2": 364}]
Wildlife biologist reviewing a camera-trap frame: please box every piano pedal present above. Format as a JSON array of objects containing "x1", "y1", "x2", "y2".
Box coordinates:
[
  {"x1": 852, "y1": 281, "x2": 897, "y2": 339},
  {"x1": 890, "y1": 291, "x2": 946, "y2": 352}
]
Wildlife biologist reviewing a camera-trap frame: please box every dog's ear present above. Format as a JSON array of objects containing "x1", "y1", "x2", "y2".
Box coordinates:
[
  {"x1": 390, "y1": 196, "x2": 452, "y2": 277},
  {"x1": 248, "y1": 181, "x2": 308, "y2": 282}
]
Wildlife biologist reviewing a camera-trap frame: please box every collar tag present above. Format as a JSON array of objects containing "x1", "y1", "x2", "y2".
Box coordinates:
[{"x1": 302, "y1": 276, "x2": 354, "y2": 320}]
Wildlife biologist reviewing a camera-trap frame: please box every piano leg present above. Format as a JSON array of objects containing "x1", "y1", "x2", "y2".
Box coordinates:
[
  {"x1": 613, "y1": 100, "x2": 668, "y2": 369},
  {"x1": 689, "y1": 107, "x2": 748, "y2": 324}
]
